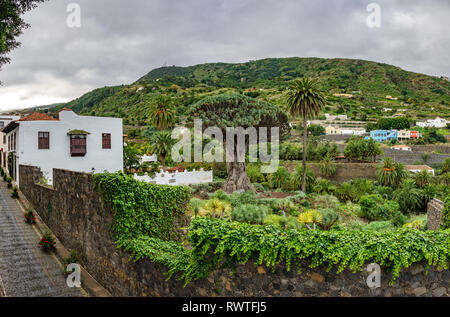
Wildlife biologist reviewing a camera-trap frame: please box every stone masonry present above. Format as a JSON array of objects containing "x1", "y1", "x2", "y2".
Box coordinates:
[
  {"x1": 18, "y1": 165, "x2": 449, "y2": 297},
  {"x1": 428, "y1": 199, "x2": 444, "y2": 231}
]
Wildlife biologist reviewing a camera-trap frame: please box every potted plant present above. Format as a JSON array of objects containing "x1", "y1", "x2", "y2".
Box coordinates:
[
  {"x1": 11, "y1": 186, "x2": 19, "y2": 198},
  {"x1": 24, "y1": 209, "x2": 36, "y2": 224},
  {"x1": 6, "y1": 177, "x2": 12, "y2": 188},
  {"x1": 39, "y1": 230, "x2": 56, "y2": 251}
]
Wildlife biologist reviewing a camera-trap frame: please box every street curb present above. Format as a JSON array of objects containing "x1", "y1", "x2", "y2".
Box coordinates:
[{"x1": 16, "y1": 189, "x2": 112, "y2": 297}]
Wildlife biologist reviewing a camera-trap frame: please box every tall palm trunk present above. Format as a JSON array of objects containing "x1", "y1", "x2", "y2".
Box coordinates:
[
  {"x1": 302, "y1": 117, "x2": 307, "y2": 193},
  {"x1": 161, "y1": 154, "x2": 166, "y2": 170}
]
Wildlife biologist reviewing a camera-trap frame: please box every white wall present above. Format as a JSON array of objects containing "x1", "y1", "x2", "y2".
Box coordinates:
[
  {"x1": 134, "y1": 169, "x2": 213, "y2": 186},
  {"x1": 15, "y1": 111, "x2": 123, "y2": 185}
]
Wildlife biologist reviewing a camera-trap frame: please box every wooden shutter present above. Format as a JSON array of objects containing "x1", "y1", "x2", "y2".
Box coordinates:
[
  {"x1": 38, "y1": 132, "x2": 50, "y2": 149},
  {"x1": 70, "y1": 135, "x2": 87, "y2": 156},
  {"x1": 102, "y1": 133, "x2": 111, "y2": 149}
]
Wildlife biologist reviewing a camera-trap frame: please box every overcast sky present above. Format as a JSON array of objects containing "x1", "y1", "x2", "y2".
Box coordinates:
[{"x1": 0, "y1": 0, "x2": 449, "y2": 111}]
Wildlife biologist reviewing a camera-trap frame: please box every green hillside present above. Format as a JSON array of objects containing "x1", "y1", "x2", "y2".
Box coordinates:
[{"x1": 52, "y1": 57, "x2": 450, "y2": 131}]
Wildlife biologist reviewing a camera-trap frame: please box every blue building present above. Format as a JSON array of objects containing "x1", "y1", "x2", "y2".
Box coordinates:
[{"x1": 367, "y1": 130, "x2": 398, "y2": 142}]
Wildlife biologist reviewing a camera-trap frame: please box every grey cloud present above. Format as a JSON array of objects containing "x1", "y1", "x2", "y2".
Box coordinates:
[{"x1": 0, "y1": 0, "x2": 449, "y2": 110}]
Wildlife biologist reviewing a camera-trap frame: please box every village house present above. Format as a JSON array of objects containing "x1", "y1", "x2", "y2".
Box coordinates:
[
  {"x1": 367, "y1": 130, "x2": 398, "y2": 142},
  {"x1": 1, "y1": 109, "x2": 123, "y2": 186},
  {"x1": 397, "y1": 130, "x2": 411, "y2": 141},
  {"x1": 390, "y1": 144, "x2": 412, "y2": 151},
  {"x1": 416, "y1": 117, "x2": 448, "y2": 128},
  {"x1": 325, "y1": 126, "x2": 341, "y2": 135},
  {"x1": 0, "y1": 115, "x2": 21, "y2": 169},
  {"x1": 405, "y1": 165, "x2": 435, "y2": 176}
]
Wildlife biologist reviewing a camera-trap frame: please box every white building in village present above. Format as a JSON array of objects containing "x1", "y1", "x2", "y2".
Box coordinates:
[
  {"x1": 416, "y1": 117, "x2": 448, "y2": 128},
  {"x1": 2, "y1": 109, "x2": 123, "y2": 186},
  {"x1": 0, "y1": 115, "x2": 21, "y2": 169}
]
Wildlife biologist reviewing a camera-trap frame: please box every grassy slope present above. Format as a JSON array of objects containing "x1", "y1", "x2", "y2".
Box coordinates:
[{"x1": 52, "y1": 57, "x2": 450, "y2": 128}]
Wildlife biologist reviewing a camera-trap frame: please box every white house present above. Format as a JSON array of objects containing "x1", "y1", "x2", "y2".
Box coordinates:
[
  {"x1": 0, "y1": 115, "x2": 21, "y2": 169},
  {"x1": 416, "y1": 117, "x2": 448, "y2": 128},
  {"x1": 405, "y1": 165, "x2": 435, "y2": 176},
  {"x1": 391, "y1": 145, "x2": 412, "y2": 151},
  {"x1": 2, "y1": 109, "x2": 123, "y2": 186}
]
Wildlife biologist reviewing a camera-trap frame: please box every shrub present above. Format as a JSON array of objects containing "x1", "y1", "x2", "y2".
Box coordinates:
[
  {"x1": 11, "y1": 186, "x2": 18, "y2": 198},
  {"x1": 318, "y1": 208, "x2": 340, "y2": 230},
  {"x1": 393, "y1": 179, "x2": 424, "y2": 214},
  {"x1": 361, "y1": 221, "x2": 394, "y2": 232},
  {"x1": 290, "y1": 165, "x2": 316, "y2": 193},
  {"x1": 298, "y1": 210, "x2": 323, "y2": 230},
  {"x1": 263, "y1": 214, "x2": 301, "y2": 230},
  {"x1": 358, "y1": 194, "x2": 384, "y2": 219},
  {"x1": 443, "y1": 197, "x2": 450, "y2": 230},
  {"x1": 403, "y1": 220, "x2": 426, "y2": 230},
  {"x1": 39, "y1": 230, "x2": 56, "y2": 251},
  {"x1": 338, "y1": 202, "x2": 363, "y2": 220},
  {"x1": 63, "y1": 250, "x2": 80, "y2": 275},
  {"x1": 6, "y1": 177, "x2": 12, "y2": 188},
  {"x1": 232, "y1": 204, "x2": 268, "y2": 224},
  {"x1": 187, "y1": 198, "x2": 203, "y2": 217},
  {"x1": 313, "y1": 194, "x2": 340, "y2": 211},
  {"x1": 246, "y1": 164, "x2": 265, "y2": 183},
  {"x1": 200, "y1": 199, "x2": 232, "y2": 219},
  {"x1": 319, "y1": 155, "x2": 337, "y2": 177},
  {"x1": 94, "y1": 172, "x2": 191, "y2": 242},
  {"x1": 335, "y1": 182, "x2": 358, "y2": 202},
  {"x1": 24, "y1": 209, "x2": 36, "y2": 224},
  {"x1": 187, "y1": 217, "x2": 450, "y2": 285},
  {"x1": 268, "y1": 167, "x2": 291, "y2": 190}
]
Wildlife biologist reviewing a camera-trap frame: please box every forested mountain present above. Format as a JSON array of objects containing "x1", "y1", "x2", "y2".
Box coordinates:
[{"x1": 50, "y1": 57, "x2": 450, "y2": 129}]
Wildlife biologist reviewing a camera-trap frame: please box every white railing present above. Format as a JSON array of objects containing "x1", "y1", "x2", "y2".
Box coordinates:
[{"x1": 134, "y1": 168, "x2": 213, "y2": 186}]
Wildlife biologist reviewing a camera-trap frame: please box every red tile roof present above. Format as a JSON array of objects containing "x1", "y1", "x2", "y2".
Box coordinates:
[
  {"x1": 58, "y1": 107, "x2": 73, "y2": 112},
  {"x1": 405, "y1": 165, "x2": 434, "y2": 171},
  {"x1": 18, "y1": 112, "x2": 58, "y2": 121}
]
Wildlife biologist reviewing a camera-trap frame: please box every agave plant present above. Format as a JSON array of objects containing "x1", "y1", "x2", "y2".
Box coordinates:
[
  {"x1": 298, "y1": 209, "x2": 323, "y2": 230},
  {"x1": 199, "y1": 199, "x2": 232, "y2": 219}
]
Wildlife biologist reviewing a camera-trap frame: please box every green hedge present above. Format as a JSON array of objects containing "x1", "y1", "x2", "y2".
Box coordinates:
[
  {"x1": 185, "y1": 218, "x2": 450, "y2": 284},
  {"x1": 93, "y1": 172, "x2": 191, "y2": 241}
]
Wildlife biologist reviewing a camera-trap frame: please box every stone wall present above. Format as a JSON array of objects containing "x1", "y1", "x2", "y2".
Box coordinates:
[
  {"x1": 379, "y1": 149, "x2": 449, "y2": 166},
  {"x1": 284, "y1": 162, "x2": 378, "y2": 182},
  {"x1": 19, "y1": 165, "x2": 449, "y2": 297},
  {"x1": 428, "y1": 199, "x2": 445, "y2": 231}
]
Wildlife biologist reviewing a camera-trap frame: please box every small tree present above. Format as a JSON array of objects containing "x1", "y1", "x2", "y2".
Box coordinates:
[
  {"x1": 319, "y1": 155, "x2": 337, "y2": 177},
  {"x1": 150, "y1": 131, "x2": 175, "y2": 170}
]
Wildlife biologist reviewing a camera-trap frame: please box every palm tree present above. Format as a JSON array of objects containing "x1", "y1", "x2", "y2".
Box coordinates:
[
  {"x1": 393, "y1": 179, "x2": 423, "y2": 214},
  {"x1": 286, "y1": 78, "x2": 325, "y2": 192},
  {"x1": 414, "y1": 170, "x2": 433, "y2": 188},
  {"x1": 149, "y1": 95, "x2": 176, "y2": 131},
  {"x1": 377, "y1": 158, "x2": 408, "y2": 188},
  {"x1": 150, "y1": 131, "x2": 175, "y2": 170}
]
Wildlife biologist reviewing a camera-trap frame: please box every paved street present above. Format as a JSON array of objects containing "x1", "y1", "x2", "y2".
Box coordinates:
[{"x1": 0, "y1": 181, "x2": 84, "y2": 297}]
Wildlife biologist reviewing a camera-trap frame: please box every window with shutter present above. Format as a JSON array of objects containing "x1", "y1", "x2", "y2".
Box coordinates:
[
  {"x1": 102, "y1": 133, "x2": 111, "y2": 149},
  {"x1": 70, "y1": 135, "x2": 87, "y2": 156},
  {"x1": 38, "y1": 132, "x2": 50, "y2": 149}
]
